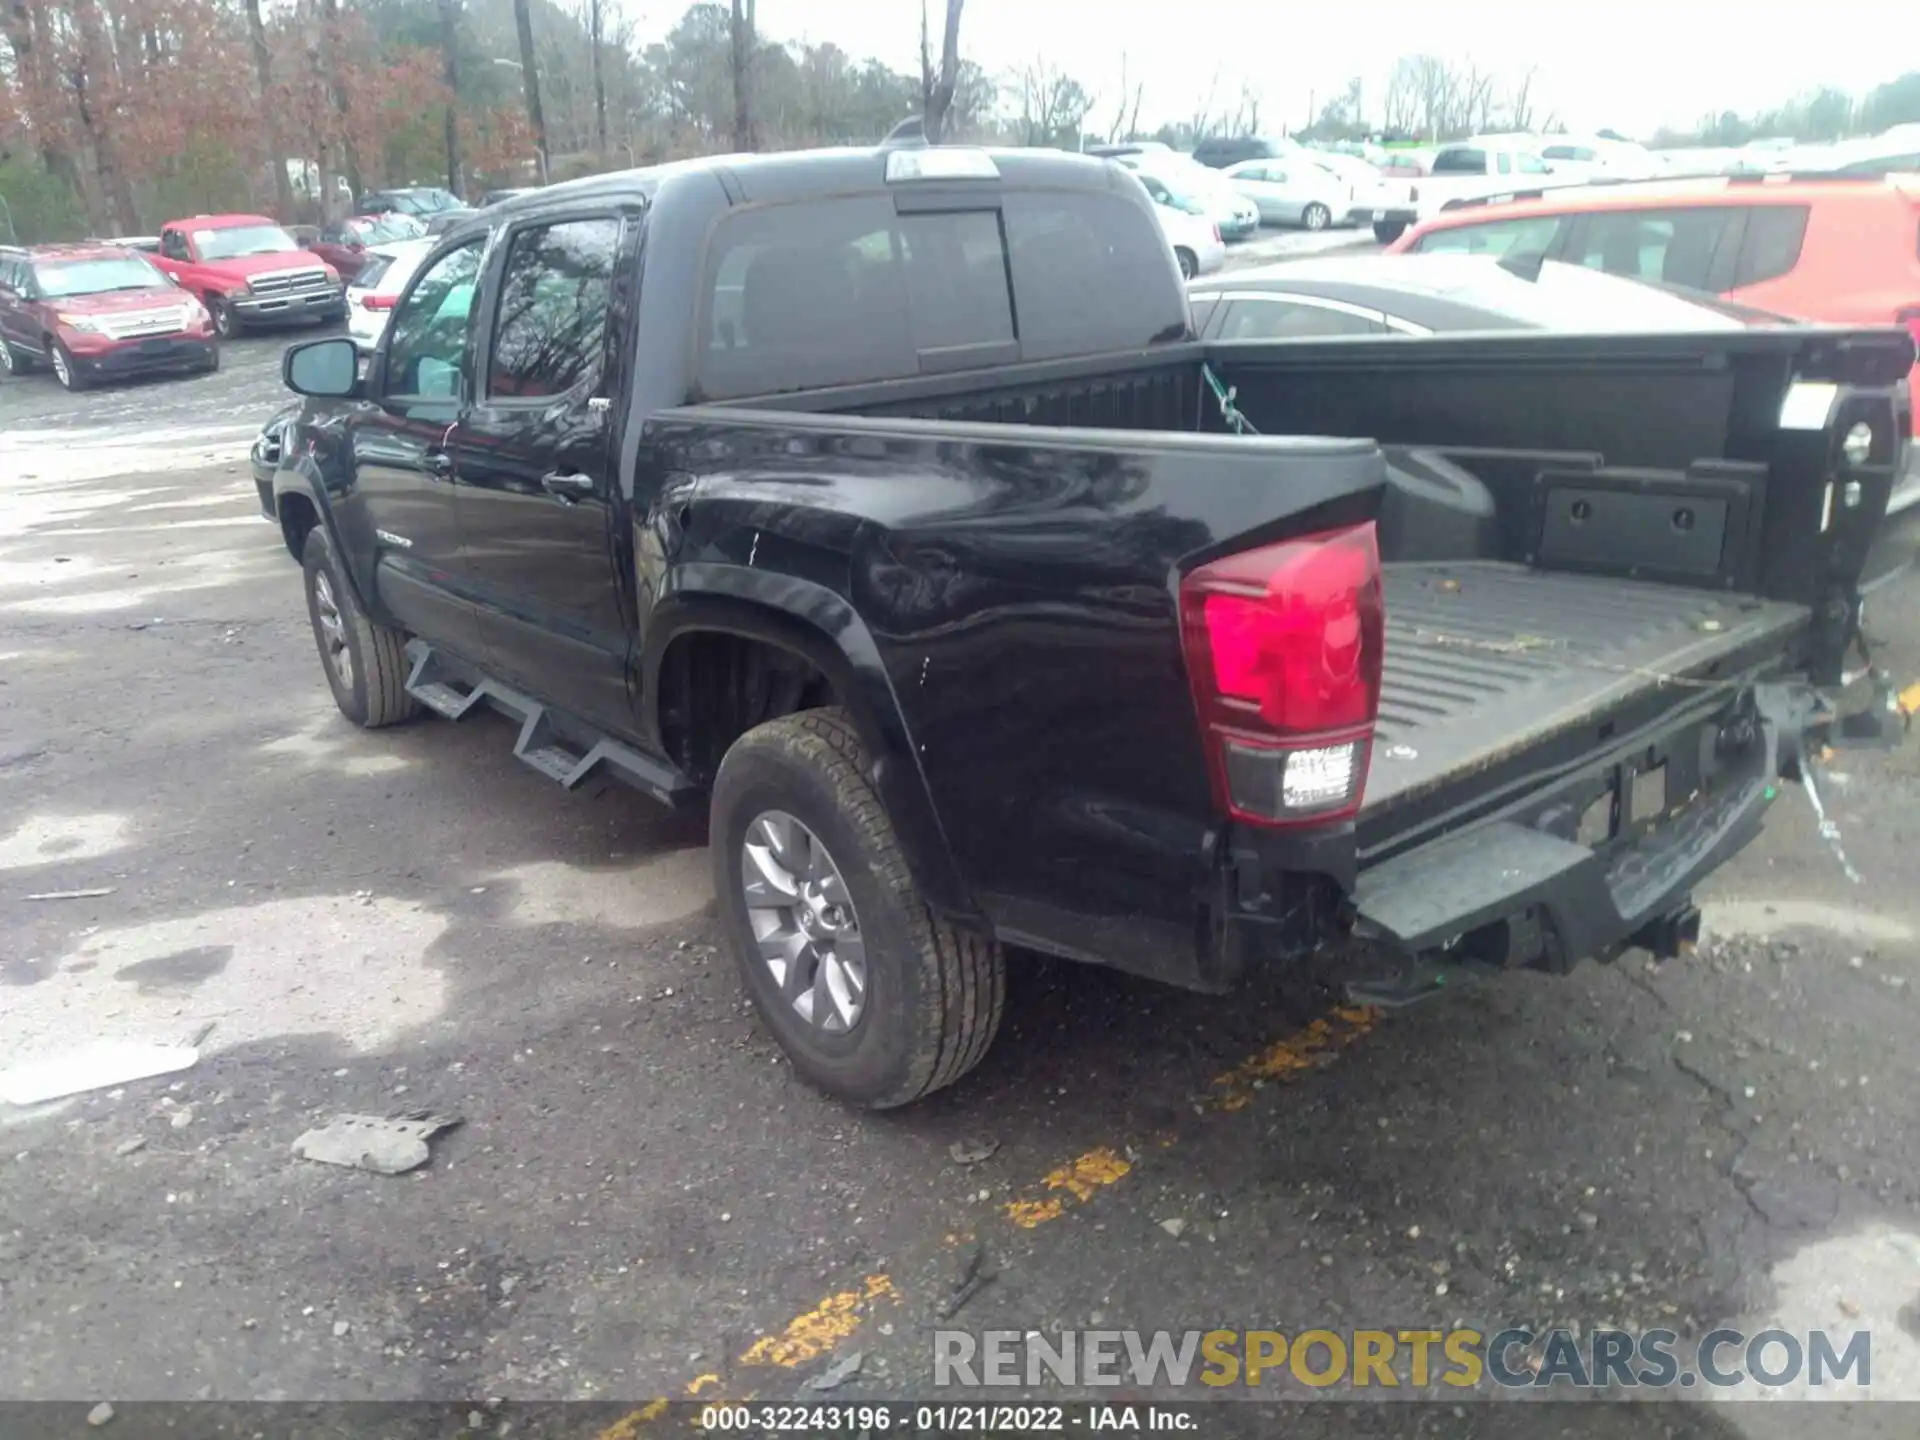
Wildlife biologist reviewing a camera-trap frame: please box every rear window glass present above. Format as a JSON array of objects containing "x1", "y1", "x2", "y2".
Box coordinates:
[
  {"x1": 1732, "y1": 205, "x2": 1809, "y2": 288},
  {"x1": 352, "y1": 254, "x2": 395, "y2": 289},
  {"x1": 698, "y1": 190, "x2": 1182, "y2": 399},
  {"x1": 1431, "y1": 148, "x2": 1487, "y2": 175},
  {"x1": 1412, "y1": 216, "x2": 1561, "y2": 257}
]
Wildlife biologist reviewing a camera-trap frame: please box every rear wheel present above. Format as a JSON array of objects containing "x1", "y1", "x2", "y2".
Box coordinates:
[
  {"x1": 1175, "y1": 247, "x2": 1198, "y2": 279},
  {"x1": 1302, "y1": 202, "x2": 1331, "y2": 231},
  {"x1": 0, "y1": 339, "x2": 21, "y2": 377},
  {"x1": 711, "y1": 707, "x2": 1006, "y2": 1109},
  {"x1": 300, "y1": 527, "x2": 417, "y2": 728},
  {"x1": 1372, "y1": 220, "x2": 1408, "y2": 245}
]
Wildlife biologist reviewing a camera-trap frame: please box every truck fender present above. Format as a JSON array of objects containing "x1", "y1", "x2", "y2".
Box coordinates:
[
  {"x1": 643, "y1": 564, "x2": 979, "y2": 921},
  {"x1": 271, "y1": 441, "x2": 382, "y2": 624}
]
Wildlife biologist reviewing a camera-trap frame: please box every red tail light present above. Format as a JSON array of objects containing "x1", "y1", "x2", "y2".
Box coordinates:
[
  {"x1": 358, "y1": 293, "x2": 396, "y2": 310},
  {"x1": 1178, "y1": 523, "x2": 1384, "y2": 827}
]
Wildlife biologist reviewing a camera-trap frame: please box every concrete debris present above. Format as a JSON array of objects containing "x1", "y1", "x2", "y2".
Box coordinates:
[
  {"x1": 1159, "y1": 1218, "x2": 1188, "y2": 1238},
  {"x1": 87, "y1": 1403, "x2": 114, "y2": 1427},
  {"x1": 804, "y1": 1349, "x2": 863, "y2": 1392},
  {"x1": 948, "y1": 1136, "x2": 999, "y2": 1165},
  {"x1": 291, "y1": 1111, "x2": 463, "y2": 1176},
  {"x1": 25, "y1": 888, "x2": 115, "y2": 901},
  {"x1": 114, "y1": 1138, "x2": 147, "y2": 1157},
  {"x1": 0, "y1": 1042, "x2": 198, "y2": 1107}
]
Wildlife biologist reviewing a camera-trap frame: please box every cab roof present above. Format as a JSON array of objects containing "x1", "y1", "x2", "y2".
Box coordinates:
[
  {"x1": 1413, "y1": 172, "x2": 1920, "y2": 233},
  {"x1": 162, "y1": 213, "x2": 278, "y2": 230}
]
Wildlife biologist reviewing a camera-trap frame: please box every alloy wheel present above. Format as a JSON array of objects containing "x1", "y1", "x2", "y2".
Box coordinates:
[
  {"x1": 311, "y1": 569, "x2": 354, "y2": 690},
  {"x1": 740, "y1": 810, "x2": 867, "y2": 1033}
]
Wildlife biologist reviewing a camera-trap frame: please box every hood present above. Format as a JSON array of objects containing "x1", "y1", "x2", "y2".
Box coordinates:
[
  {"x1": 202, "y1": 251, "x2": 332, "y2": 279},
  {"x1": 47, "y1": 286, "x2": 191, "y2": 315}
]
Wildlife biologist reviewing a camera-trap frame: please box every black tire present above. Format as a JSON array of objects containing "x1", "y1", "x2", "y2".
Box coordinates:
[
  {"x1": 300, "y1": 527, "x2": 417, "y2": 728},
  {"x1": 0, "y1": 339, "x2": 25, "y2": 377},
  {"x1": 1175, "y1": 247, "x2": 1198, "y2": 279},
  {"x1": 1372, "y1": 220, "x2": 1408, "y2": 245},
  {"x1": 711, "y1": 707, "x2": 1006, "y2": 1109},
  {"x1": 201, "y1": 346, "x2": 221, "y2": 374},
  {"x1": 50, "y1": 339, "x2": 86, "y2": 391},
  {"x1": 1302, "y1": 203, "x2": 1331, "y2": 232},
  {"x1": 209, "y1": 296, "x2": 240, "y2": 340}
]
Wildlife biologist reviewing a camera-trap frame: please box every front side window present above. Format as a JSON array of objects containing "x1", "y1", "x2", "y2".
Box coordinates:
[
  {"x1": 161, "y1": 230, "x2": 190, "y2": 261},
  {"x1": 1411, "y1": 215, "x2": 1562, "y2": 257},
  {"x1": 487, "y1": 218, "x2": 621, "y2": 400},
  {"x1": 383, "y1": 239, "x2": 484, "y2": 399}
]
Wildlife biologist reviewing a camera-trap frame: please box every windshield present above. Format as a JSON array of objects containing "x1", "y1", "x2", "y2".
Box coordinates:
[
  {"x1": 197, "y1": 224, "x2": 301, "y2": 260},
  {"x1": 34, "y1": 255, "x2": 170, "y2": 298}
]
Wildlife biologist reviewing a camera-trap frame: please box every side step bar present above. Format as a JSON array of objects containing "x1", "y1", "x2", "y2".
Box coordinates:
[{"x1": 403, "y1": 640, "x2": 695, "y2": 809}]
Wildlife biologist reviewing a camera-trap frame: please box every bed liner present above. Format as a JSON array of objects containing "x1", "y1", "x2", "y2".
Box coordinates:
[{"x1": 1364, "y1": 562, "x2": 1810, "y2": 815}]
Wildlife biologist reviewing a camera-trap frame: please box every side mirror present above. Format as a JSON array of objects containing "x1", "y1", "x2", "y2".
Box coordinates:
[{"x1": 284, "y1": 336, "x2": 361, "y2": 399}]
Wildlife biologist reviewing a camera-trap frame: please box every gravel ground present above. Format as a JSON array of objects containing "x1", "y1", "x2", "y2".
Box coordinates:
[{"x1": 2, "y1": 308, "x2": 1918, "y2": 1439}]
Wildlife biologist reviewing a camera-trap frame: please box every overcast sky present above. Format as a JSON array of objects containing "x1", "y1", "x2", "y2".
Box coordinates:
[{"x1": 632, "y1": 0, "x2": 1914, "y2": 139}]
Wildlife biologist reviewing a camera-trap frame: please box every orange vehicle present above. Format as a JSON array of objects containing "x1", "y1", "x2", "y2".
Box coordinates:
[{"x1": 1388, "y1": 173, "x2": 1920, "y2": 506}]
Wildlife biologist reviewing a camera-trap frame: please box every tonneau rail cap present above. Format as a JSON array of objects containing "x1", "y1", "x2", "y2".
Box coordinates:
[{"x1": 885, "y1": 148, "x2": 999, "y2": 183}]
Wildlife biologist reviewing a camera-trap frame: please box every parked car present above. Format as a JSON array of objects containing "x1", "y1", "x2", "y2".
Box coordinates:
[
  {"x1": 1191, "y1": 135, "x2": 1300, "y2": 169},
  {"x1": 1187, "y1": 252, "x2": 1794, "y2": 340},
  {"x1": 1219, "y1": 157, "x2": 1352, "y2": 230},
  {"x1": 345, "y1": 237, "x2": 435, "y2": 351},
  {"x1": 1537, "y1": 135, "x2": 1662, "y2": 183},
  {"x1": 302, "y1": 214, "x2": 424, "y2": 282},
  {"x1": 0, "y1": 242, "x2": 218, "y2": 389},
  {"x1": 354, "y1": 186, "x2": 464, "y2": 219},
  {"x1": 151, "y1": 214, "x2": 345, "y2": 337},
  {"x1": 1083, "y1": 141, "x2": 1175, "y2": 161},
  {"x1": 1390, "y1": 172, "x2": 1920, "y2": 509},
  {"x1": 422, "y1": 208, "x2": 477, "y2": 237},
  {"x1": 480, "y1": 188, "x2": 536, "y2": 207},
  {"x1": 1133, "y1": 174, "x2": 1226, "y2": 277},
  {"x1": 257, "y1": 142, "x2": 1908, "y2": 1110},
  {"x1": 84, "y1": 234, "x2": 161, "y2": 253},
  {"x1": 1374, "y1": 151, "x2": 1429, "y2": 179},
  {"x1": 1117, "y1": 155, "x2": 1260, "y2": 239},
  {"x1": 1351, "y1": 136, "x2": 1578, "y2": 243}
]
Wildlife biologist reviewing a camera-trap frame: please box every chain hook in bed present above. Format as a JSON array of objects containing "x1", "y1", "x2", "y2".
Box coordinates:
[{"x1": 1202, "y1": 363, "x2": 1257, "y2": 436}]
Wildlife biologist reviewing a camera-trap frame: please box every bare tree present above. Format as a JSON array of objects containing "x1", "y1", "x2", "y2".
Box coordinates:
[
  {"x1": 512, "y1": 0, "x2": 550, "y2": 180},
  {"x1": 1188, "y1": 67, "x2": 1222, "y2": 140},
  {"x1": 1105, "y1": 52, "x2": 1145, "y2": 143},
  {"x1": 728, "y1": 0, "x2": 755, "y2": 150},
  {"x1": 1227, "y1": 81, "x2": 1261, "y2": 136},
  {"x1": 1016, "y1": 57, "x2": 1094, "y2": 149},
  {"x1": 438, "y1": 0, "x2": 463, "y2": 195},
  {"x1": 243, "y1": 0, "x2": 296, "y2": 217},
  {"x1": 1506, "y1": 65, "x2": 1537, "y2": 132},
  {"x1": 918, "y1": 0, "x2": 964, "y2": 142},
  {"x1": 590, "y1": 0, "x2": 608, "y2": 153}
]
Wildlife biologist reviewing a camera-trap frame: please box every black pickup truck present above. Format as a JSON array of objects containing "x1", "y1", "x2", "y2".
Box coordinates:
[{"x1": 263, "y1": 144, "x2": 1915, "y2": 1108}]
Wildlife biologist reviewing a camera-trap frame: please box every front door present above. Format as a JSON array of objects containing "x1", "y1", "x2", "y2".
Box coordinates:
[
  {"x1": 451, "y1": 213, "x2": 633, "y2": 734},
  {"x1": 337, "y1": 235, "x2": 489, "y2": 660}
]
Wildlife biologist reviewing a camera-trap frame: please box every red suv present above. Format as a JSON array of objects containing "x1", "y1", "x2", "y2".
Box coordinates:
[
  {"x1": 1389, "y1": 174, "x2": 1920, "y2": 504},
  {"x1": 0, "y1": 243, "x2": 219, "y2": 390}
]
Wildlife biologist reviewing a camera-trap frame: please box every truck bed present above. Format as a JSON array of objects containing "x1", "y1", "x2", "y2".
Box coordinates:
[{"x1": 1365, "y1": 563, "x2": 1810, "y2": 817}]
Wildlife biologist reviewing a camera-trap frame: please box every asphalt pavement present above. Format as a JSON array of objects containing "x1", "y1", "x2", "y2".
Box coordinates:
[{"x1": 2, "y1": 249, "x2": 1919, "y2": 1438}]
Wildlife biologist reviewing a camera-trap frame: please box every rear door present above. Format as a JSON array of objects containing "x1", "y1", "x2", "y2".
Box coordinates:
[
  {"x1": 451, "y1": 209, "x2": 634, "y2": 733},
  {"x1": 339, "y1": 235, "x2": 489, "y2": 657}
]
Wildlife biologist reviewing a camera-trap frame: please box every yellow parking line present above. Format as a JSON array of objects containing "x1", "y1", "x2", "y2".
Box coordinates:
[
  {"x1": 598, "y1": 1398, "x2": 669, "y2": 1439},
  {"x1": 1209, "y1": 1006, "x2": 1377, "y2": 1111},
  {"x1": 740, "y1": 1274, "x2": 898, "y2": 1367},
  {"x1": 1004, "y1": 1146, "x2": 1134, "y2": 1228}
]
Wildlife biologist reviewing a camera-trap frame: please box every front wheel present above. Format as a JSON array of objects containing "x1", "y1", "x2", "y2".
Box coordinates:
[
  {"x1": 209, "y1": 297, "x2": 240, "y2": 340},
  {"x1": 711, "y1": 708, "x2": 1006, "y2": 1109},
  {"x1": 50, "y1": 340, "x2": 86, "y2": 391},
  {"x1": 1175, "y1": 247, "x2": 1198, "y2": 279},
  {"x1": 1372, "y1": 220, "x2": 1408, "y2": 245},
  {"x1": 300, "y1": 527, "x2": 417, "y2": 728},
  {"x1": 1302, "y1": 202, "x2": 1331, "y2": 231}
]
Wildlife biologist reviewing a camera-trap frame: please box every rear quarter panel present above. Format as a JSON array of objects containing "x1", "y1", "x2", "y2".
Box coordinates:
[{"x1": 645, "y1": 409, "x2": 1384, "y2": 982}]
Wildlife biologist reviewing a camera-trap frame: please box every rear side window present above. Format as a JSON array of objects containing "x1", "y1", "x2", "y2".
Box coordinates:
[
  {"x1": 1731, "y1": 205, "x2": 1810, "y2": 288},
  {"x1": 1412, "y1": 215, "x2": 1562, "y2": 257},
  {"x1": 1219, "y1": 297, "x2": 1384, "y2": 339},
  {"x1": 1431, "y1": 148, "x2": 1487, "y2": 175},
  {"x1": 698, "y1": 190, "x2": 1181, "y2": 398},
  {"x1": 1568, "y1": 207, "x2": 1737, "y2": 290},
  {"x1": 352, "y1": 254, "x2": 394, "y2": 289}
]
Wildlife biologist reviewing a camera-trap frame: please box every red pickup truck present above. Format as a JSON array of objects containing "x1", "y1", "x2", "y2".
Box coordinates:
[{"x1": 151, "y1": 213, "x2": 346, "y2": 339}]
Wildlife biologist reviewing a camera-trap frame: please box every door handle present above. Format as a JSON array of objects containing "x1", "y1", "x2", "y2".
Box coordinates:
[
  {"x1": 424, "y1": 450, "x2": 454, "y2": 479},
  {"x1": 540, "y1": 471, "x2": 596, "y2": 504}
]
